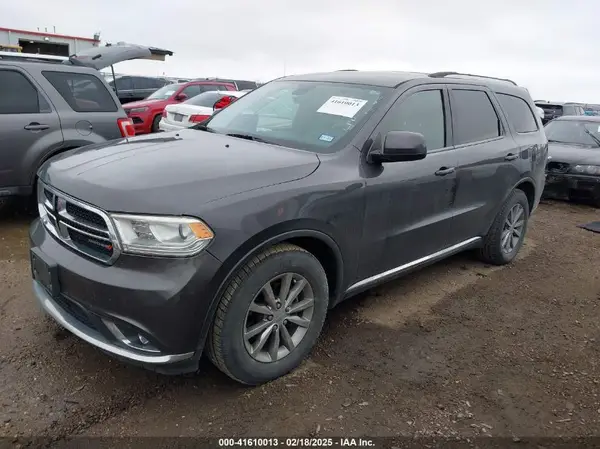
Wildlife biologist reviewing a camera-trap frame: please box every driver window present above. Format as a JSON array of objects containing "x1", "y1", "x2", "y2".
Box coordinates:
[{"x1": 379, "y1": 89, "x2": 446, "y2": 150}]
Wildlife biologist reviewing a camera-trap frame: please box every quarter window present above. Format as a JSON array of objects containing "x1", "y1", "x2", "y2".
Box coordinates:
[
  {"x1": 379, "y1": 89, "x2": 446, "y2": 150},
  {"x1": 451, "y1": 89, "x2": 501, "y2": 145},
  {"x1": 43, "y1": 71, "x2": 118, "y2": 113},
  {"x1": 497, "y1": 93, "x2": 538, "y2": 133}
]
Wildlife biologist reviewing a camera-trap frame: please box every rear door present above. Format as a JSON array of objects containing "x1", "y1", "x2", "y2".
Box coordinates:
[
  {"x1": 39, "y1": 69, "x2": 124, "y2": 144},
  {"x1": 0, "y1": 66, "x2": 63, "y2": 192},
  {"x1": 357, "y1": 84, "x2": 460, "y2": 281},
  {"x1": 450, "y1": 86, "x2": 522, "y2": 241}
]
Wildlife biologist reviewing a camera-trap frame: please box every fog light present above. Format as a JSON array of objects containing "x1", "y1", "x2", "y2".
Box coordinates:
[{"x1": 138, "y1": 334, "x2": 149, "y2": 345}]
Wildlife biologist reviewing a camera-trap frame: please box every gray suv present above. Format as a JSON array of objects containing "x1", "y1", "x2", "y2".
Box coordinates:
[
  {"x1": 0, "y1": 44, "x2": 167, "y2": 204},
  {"x1": 29, "y1": 70, "x2": 547, "y2": 385}
]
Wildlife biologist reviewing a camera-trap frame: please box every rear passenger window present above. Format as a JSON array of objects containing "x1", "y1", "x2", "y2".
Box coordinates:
[
  {"x1": 451, "y1": 89, "x2": 501, "y2": 145},
  {"x1": 497, "y1": 94, "x2": 538, "y2": 133},
  {"x1": 0, "y1": 70, "x2": 43, "y2": 114},
  {"x1": 42, "y1": 71, "x2": 118, "y2": 113},
  {"x1": 380, "y1": 89, "x2": 446, "y2": 150}
]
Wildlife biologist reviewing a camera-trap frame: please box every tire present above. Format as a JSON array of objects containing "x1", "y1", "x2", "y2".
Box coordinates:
[
  {"x1": 207, "y1": 243, "x2": 328, "y2": 385},
  {"x1": 478, "y1": 189, "x2": 530, "y2": 266},
  {"x1": 151, "y1": 115, "x2": 162, "y2": 133}
]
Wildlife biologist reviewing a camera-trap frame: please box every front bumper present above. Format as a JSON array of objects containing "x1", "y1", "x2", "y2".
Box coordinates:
[
  {"x1": 29, "y1": 218, "x2": 223, "y2": 373},
  {"x1": 543, "y1": 172, "x2": 600, "y2": 199},
  {"x1": 126, "y1": 112, "x2": 152, "y2": 134}
]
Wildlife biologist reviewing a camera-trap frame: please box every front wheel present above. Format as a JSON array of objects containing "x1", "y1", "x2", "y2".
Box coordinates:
[
  {"x1": 151, "y1": 115, "x2": 162, "y2": 133},
  {"x1": 478, "y1": 189, "x2": 530, "y2": 265},
  {"x1": 207, "y1": 243, "x2": 329, "y2": 385}
]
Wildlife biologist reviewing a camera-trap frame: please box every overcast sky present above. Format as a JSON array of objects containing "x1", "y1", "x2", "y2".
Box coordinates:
[{"x1": 3, "y1": 0, "x2": 598, "y2": 103}]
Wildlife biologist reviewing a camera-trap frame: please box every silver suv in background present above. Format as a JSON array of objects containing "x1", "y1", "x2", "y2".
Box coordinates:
[{"x1": 0, "y1": 43, "x2": 171, "y2": 206}]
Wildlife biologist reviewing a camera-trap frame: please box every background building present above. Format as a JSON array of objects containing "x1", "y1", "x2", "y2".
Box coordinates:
[{"x1": 0, "y1": 27, "x2": 100, "y2": 56}]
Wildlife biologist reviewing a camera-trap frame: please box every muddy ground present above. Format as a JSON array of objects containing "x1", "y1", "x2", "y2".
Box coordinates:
[{"x1": 1, "y1": 200, "x2": 599, "y2": 445}]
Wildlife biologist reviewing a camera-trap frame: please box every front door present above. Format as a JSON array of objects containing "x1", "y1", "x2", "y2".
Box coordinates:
[{"x1": 356, "y1": 85, "x2": 460, "y2": 282}]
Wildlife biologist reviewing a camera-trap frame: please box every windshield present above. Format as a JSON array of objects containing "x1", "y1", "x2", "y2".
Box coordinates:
[
  {"x1": 544, "y1": 120, "x2": 600, "y2": 147},
  {"x1": 146, "y1": 84, "x2": 182, "y2": 100},
  {"x1": 201, "y1": 80, "x2": 391, "y2": 153},
  {"x1": 185, "y1": 91, "x2": 229, "y2": 107}
]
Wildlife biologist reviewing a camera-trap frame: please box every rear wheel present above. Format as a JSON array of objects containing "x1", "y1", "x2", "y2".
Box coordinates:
[
  {"x1": 478, "y1": 189, "x2": 530, "y2": 265},
  {"x1": 151, "y1": 115, "x2": 162, "y2": 133},
  {"x1": 207, "y1": 243, "x2": 328, "y2": 385}
]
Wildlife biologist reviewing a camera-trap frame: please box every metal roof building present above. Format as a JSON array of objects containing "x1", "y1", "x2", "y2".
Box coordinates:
[{"x1": 0, "y1": 27, "x2": 100, "y2": 56}]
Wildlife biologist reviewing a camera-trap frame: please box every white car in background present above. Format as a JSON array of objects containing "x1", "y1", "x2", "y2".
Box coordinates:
[{"x1": 159, "y1": 90, "x2": 247, "y2": 131}]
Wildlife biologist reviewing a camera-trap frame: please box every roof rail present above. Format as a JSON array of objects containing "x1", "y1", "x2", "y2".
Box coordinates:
[
  {"x1": 0, "y1": 51, "x2": 68, "y2": 64},
  {"x1": 429, "y1": 71, "x2": 517, "y2": 86}
]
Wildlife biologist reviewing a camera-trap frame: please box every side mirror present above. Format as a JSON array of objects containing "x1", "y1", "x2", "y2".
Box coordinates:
[
  {"x1": 370, "y1": 131, "x2": 427, "y2": 163},
  {"x1": 175, "y1": 93, "x2": 188, "y2": 102}
]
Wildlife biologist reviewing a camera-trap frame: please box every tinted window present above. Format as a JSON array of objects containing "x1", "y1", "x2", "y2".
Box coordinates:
[
  {"x1": 497, "y1": 94, "x2": 538, "y2": 133},
  {"x1": 114, "y1": 76, "x2": 133, "y2": 91},
  {"x1": 205, "y1": 80, "x2": 391, "y2": 153},
  {"x1": 180, "y1": 84, "x2": 203, "y2": 98},
  {"x1": 43, "y1": 71, "x2": 118, "y2": 113},
  {"x1": 379, "y1": 89, "x2": 446, "y2": 150},
  {"x1": 0, "y1": 70, "x2": 41, "y2": 114},
  {"x1": 452, "y1": 89, "x2": 501, "y2": 145}
]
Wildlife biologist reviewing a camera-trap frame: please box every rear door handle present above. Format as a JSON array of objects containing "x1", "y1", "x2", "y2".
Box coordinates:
[
  {"x1": 24, "y1": 123, "x2": 49, "y2": 131},
  {"x1": 435, "y1": 167, "x2": 455, "y2": 176},
  {"x1": 505, "y1": 153, "x2": 519, "y2": 161}
]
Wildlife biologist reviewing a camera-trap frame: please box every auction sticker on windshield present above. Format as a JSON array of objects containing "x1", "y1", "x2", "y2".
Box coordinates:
[{"x1": 317, "y1": 96, "x2": 368, "y2": 118}]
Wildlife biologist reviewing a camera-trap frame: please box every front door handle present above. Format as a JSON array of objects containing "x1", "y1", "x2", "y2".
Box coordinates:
[
  {"x1": 435, "y1": 166, "x2": 455, "y2": 176},
  {"x1": 505, "y1": 153, "x2": 519, "y2": 161},
  {"x1": 24, "y1": 123, "x2": 49, "y2": 131}
]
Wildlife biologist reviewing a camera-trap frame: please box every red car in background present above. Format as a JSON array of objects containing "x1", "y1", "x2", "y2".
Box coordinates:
[{"x1": 123, "y1": 81, "x2": 238, "y2": 134}]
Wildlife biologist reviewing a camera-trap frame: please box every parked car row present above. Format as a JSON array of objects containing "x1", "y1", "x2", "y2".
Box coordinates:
[{"x1": 1, "y1": 43, "x2": 597, "y2": 386}]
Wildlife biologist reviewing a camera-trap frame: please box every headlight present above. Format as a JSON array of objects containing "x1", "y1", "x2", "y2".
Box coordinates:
[
  {"x1": 572, "y1": 165, "x2": 600, "y2": 175},
  {"x1": 127, "y1": 107, "x2": 148, "y2": 113},
  {"x1": 110, "y1": 214, "x2": 214, "y2": 256}
]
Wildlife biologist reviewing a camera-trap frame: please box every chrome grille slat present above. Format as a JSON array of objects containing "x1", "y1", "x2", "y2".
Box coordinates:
[
  {"x1": 61, "y1": 221, "x2": 112, "y2": 243},
  {"x1": 37, "y1": 182, "x2": 120, "y2": 264},
  {"x1": 57, "y1": 209, "x2": 110, "y2": 236}
]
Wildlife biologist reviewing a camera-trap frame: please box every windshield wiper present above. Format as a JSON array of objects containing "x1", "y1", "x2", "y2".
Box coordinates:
[
  {"x1": 226, "y1": 133, "x2": 271, "y2": 144},
  {"x1": 583, "y1": 128, "x2": 600, "y2": 147},
  {"x1": 191, "y1": 123, "x2": 216, "y2": 132}
]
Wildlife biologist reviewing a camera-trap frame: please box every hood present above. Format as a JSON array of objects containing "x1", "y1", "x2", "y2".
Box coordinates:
[
  {"x1": 39, "y1": 130, "x2": 320, "y2": 215},
  {"x1": 547, "y1": 143, "x2": 600, "y2": 165},
  {"x1": 67, "y1": 42, "x2": 173, "y2": 71},
  {"x1": 123, "y1": 98, "x2": 168, "y2": 109}
]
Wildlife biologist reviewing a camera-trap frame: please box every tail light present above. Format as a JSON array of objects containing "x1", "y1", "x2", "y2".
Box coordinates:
[
  {"x1": 117, "y1": 118, "x2": 135, "y2": 138},
  {"x1": 189, "y1": 114, "x2": 211, "y2": 123},
  {"x1": 162, "y1": 110, "x2": 167, "y2": 118},
  {"x1": 213, "y1": 96, "x2": 236, "y2": 110}
]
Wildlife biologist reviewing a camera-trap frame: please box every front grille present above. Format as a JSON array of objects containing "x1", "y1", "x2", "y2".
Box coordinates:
[
  {"x1": 38, "y1": 182, "x2": 119, "y2": 264},
  {"x1": 546, "y1": 161, "x2": 570, "y2": 174},
  {"x1": 131, "y1": 117, "x2": 143, "y2": 124}
]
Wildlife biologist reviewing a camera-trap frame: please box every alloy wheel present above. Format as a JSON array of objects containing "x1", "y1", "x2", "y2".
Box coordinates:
[
  {"x1": 243, "y1": 273, "x2": 315, "y2": 363},
  {"x1": 501, "y1": 203, "x2": 525, "y2": 254}
]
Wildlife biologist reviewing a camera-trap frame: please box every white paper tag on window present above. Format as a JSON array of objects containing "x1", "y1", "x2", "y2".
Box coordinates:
[{"x1": 317, "y1": 96, "x2": 368, "y2": 118}]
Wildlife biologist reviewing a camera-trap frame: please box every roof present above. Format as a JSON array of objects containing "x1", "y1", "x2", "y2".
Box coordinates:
[
  {"x1": 282, "y1": 71, "x2": 429, "y2": 87},
  {"x1": 280, "y1": 70, "x2": 522, "y2": 89},
  {"x1": 0, "y1": 27, "x2": 99, "y2": 43},
  {"x1": 555, "y1": 115, "x2": 600, "y2": 122}
]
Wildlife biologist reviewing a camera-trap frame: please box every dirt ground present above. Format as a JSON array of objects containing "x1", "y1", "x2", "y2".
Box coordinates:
[{"x1": 1, "y1": 199, "x2": 599, "y2": 445}]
